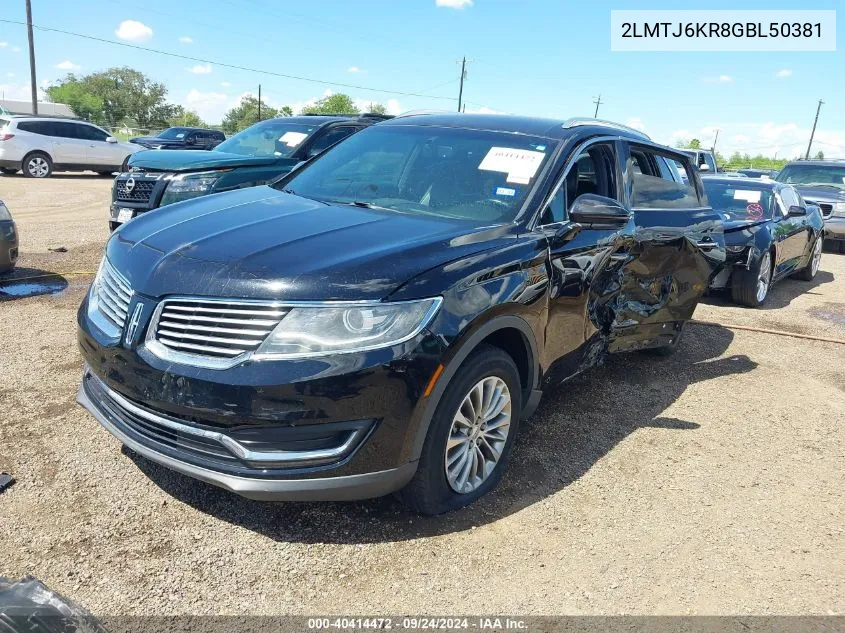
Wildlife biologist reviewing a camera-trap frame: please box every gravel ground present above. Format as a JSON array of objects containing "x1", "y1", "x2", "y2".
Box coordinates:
[{"x1": 0, "y1": 174, "x2": 843, "y2": 616}]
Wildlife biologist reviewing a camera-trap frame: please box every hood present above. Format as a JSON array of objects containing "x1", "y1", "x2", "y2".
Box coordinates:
[
  {"x1": 130, "y1": 136, "x2": 183, "y2": 148},
  {"x1": 787, "y1": 184, "x2": 845, "y2": 204},
  {"x1": 107, "y1": 186, "x2": 514, "y2": 301},
  {"x1": 127, "y1": 149, "x2": 285, "y2": 172}
]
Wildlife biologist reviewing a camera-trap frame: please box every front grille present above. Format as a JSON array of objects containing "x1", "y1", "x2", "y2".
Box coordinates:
[
  {"x1": 115, "y1": 177, "x2": 156, "y2": 203},
  {"x1": 819, "y1": 203, "x2": 833, "y2": 218},
  {"x1": 152, "y1": 299, "x2": 287, "y2": 359},
  {"x1": 94, "y1": 260, "x2": 132, "y2": 329}
]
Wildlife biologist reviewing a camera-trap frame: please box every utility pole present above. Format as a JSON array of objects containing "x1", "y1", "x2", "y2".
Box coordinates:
[
  {"x1": 805, "y1": 99, "x2": 824, "y2": 159},
  {"x1": 257, "y1": 84, "x2": 262, "y2": 122},
  {"x1": 712, "y1": 128, "x2": 720, "y2": 155},
  {"x1": 25, "y1": 0, "x2": 38, "y2": 115},
  {"x1": 592, "y1": 94, "x2": 602, "y2": 118},
  {"x1": 457, "y1": 57, "x2": 467, "y2": 113}
]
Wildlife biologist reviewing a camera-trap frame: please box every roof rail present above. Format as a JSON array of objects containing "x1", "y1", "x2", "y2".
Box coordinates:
[
  {"x1": 393, "y1": 109, "x2": 454, "y2": 119},
  {"x1": 562, "y1": 118, "x2": 650, "y2": 140}
]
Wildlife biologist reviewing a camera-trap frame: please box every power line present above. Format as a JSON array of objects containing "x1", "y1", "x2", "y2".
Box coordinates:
[{"x1": 0, "y1": 18, "x2": 458, "y2": 102}]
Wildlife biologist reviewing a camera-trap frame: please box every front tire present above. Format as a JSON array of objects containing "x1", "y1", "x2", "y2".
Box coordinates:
[
  {"x1": 398, "y1": 344, "x2": 522, "y2": 515},
  {"x1": 731, "y1": 250, "x2": 773, "y2": 307},
  {"x1": 22, "y1": 152, "x2": 52, "y2": 178},
  {"x1": 795, "y1": 237, "x2": 822, "y2": 281}
]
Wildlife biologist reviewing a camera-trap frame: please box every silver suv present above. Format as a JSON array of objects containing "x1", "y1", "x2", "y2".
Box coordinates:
[{"x1": 0, "y1": 116, "x2": 139, "y2": 178}]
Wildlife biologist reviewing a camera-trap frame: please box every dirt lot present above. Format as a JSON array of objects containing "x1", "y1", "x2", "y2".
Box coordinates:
[{"x1": 1, "y1": 174, "x2": 843, "y2": 616}]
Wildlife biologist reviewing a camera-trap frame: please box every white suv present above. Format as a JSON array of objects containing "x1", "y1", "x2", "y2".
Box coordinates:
[{"x1": 0, "y1": 116, "x2": 140, "y2": 178}]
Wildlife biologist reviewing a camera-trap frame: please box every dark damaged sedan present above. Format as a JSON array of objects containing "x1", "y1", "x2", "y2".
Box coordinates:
[
  {"x1": 704, "y1": 177, "x2": 824, "y2": 307},
  {"x1": 77, "y1": 114, "x2": 725, "y2": 514}
]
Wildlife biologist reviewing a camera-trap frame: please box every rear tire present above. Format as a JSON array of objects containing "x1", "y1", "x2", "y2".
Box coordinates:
[
  {"x1": 22, "y1": 152, "x2": 52, "y2": 178},
  {"x1": 840, "y1": 241, "x2": 845, "y2": 254},
  {"x1": 731, "y1": 250, "x2": 773, "y2": 307},
  {"x1": 398, "y1": 344, "x2": 522, "y2": 515},
  {"x1": 795, "y1": 237, "x2": 822, "y2": 281}
]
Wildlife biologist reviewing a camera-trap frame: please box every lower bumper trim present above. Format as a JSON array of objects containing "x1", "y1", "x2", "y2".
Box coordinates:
[{"x1": 76, "y1": 380, "x2": 418, "y2": 501}]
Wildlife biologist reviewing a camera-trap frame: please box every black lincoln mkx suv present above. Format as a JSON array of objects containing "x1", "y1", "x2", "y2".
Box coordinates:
[{"x1": 77, "y1": 113, "x2": 724, "y2": 514}]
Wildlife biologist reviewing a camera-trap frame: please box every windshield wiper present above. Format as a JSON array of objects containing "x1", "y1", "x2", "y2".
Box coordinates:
[
  {"x1": 278, "y1": 188, "x2": 330, "y2": 205},
  {"x1": 325, "y1": 199, "x2": 395, "y2": 212},
  {"x1": 800, "y1": 183, "x2": 845, "y2": 190}
]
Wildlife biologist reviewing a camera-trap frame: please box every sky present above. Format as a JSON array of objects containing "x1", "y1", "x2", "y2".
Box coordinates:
[{"x1": 0, "y1": 0, "x2": 842, "y2": 159}]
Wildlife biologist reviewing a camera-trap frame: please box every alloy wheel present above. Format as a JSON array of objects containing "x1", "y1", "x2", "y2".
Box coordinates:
[
  {"x1": 444, "y1": 376, "x2": 512, "y2": 494},
  {"x1": 756, "y1": 252, "x2": 772, "y2": 303},
  {"x1": 811, "y1": 239, "x2": 822, "y2": 276},
  {"x1": 27, "y1": 157, "x2": 49, "y2": 178}
]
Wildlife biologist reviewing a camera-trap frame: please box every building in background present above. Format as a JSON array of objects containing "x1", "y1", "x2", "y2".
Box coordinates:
[{"x1": 0, "y1": 99, "x2": 75, "y2": 117}]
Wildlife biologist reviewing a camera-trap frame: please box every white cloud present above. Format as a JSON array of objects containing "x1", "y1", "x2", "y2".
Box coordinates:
[
  {"x1": 55, "y1": 60, "x2": 80, "y2": 71},
  {"x1": 220, "y1": 81, "x2": 231, "y2": 88},
  {"x1": 188, "y1": 63, "x2": 212, "y2": 75},
  {"x1": 184, "y1": 88, "x2": 230, "y2": 124},
  {"x1": 702, "y1": 74, "x2": 733, "y2": 83},
  {"x1": 347, "y1": 66, "x2": 363, "y2": 73},
  {"x1": 625, "y1": 117, "x2": 646, "y2": 132},
  {"x1": 115, "y1": 20, "x2": 153, "y2": 42},
  {"x1": 731, "y1": 134, "x2": 750, "y2": 144},
  {"x1": 0, "y1": 42, "x2": 8, "y2": 48},
  {"x1": 718, "y1": 75, "x2": 732, "y2": 82},
  {"x1": 775, "y1": 69, "x2": 793, "y2": 79},
  {"x1": 11, "y1": 46, "x2": 20, "y2": 53},
  {"x1": 0, "y1": 81, "x2": 46, "y2": 101},
  {"x1": 465, "y1": 105, "x2": 505, "y2": 114},
  {"x1": 385, "y1": 99, "x2": 402, "y2": 115},
  {"x1": 435, "y1": 0, "x2": 473, "y2": 8},
  {"x1": 6, "y1": 73, "x2": 14, "y2": 78},
  {"x1": 178, "y1": 36, "x2": 193, "y2": 44}
]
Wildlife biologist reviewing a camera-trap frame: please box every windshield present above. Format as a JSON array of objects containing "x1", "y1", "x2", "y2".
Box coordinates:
[
  {"x1": 158, "y1": 127, "x2": 193, "y2": 140},
  {"x1": 275, "y1": 125, "x2": 556, "y2": 222},
  {"x1": 215, "y1": 120, "x2": 318, "y2": 158},
  {"x1": 703, "y1": 181, "x2": 775, "y2": 221},
  {"x1": 777, "y1": 164, "x2": 845, "y2": 189}
]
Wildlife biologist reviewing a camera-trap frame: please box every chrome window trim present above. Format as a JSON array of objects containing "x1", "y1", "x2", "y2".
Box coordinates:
[{"x1": 144, "y1": 295, "x2": 443, "y2": 369}]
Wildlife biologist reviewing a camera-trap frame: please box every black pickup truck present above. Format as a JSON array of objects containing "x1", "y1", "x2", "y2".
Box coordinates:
[{"x1": 129, "y1": 127, "x2": 225, "y2": 151}]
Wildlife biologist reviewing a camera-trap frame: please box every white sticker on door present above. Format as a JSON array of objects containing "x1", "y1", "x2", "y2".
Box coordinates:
[
  {"x1": 733, "y1": 189, "x2": 762, "y2": 203},
  {"x1": 279, "y1": 131, "x2": 308, "y2": 147},
  {"x1": 478, "y1": 147, "x2": 546, "y2": 181}
]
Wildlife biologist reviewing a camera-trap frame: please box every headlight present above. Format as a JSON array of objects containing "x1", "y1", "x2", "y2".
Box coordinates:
[
  {"x1": 160, "y1": 171, "x2": 225, "y2": 207},
  {"x1": 832, "y1": 202, "x2": 845, "y2": 218},
  {"x1": 255, "y1": 298, "x2": 442, "y2": 359},
  {"x1": 0, "y1": 202, "x2": 11, "y2": 221},
  {"x1": 725, "y1": 244, "x2": 747, "y2": 253}
]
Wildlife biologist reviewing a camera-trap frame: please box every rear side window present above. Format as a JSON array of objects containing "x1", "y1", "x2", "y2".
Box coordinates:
[
  {"x1": 76, "y1": 124, "x2": 109, "y2": 142},
  {"x1": 630, "y1": 146, "x2": 701, "y2": 209},
  {"x1": 307, "y1": 126, "x2": 358, "y2": 157},
  {"x1": 18, "y1": 121, "x2": 54, "y2": 135}
]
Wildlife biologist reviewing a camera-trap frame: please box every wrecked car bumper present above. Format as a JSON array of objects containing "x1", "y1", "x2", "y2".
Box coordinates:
[{"x1": 824, "y1": 217, "x2": 845, "y2": 240}]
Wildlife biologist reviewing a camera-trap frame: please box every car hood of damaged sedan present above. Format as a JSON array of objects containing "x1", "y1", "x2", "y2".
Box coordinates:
[{"x1": 107, "y1": 186, "x2": 515, "y2": 301}]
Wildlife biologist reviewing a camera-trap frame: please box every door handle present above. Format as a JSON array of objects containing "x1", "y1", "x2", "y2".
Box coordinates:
[{"x1": 695, "y1": 240, "x2": 719, "y2": 250}]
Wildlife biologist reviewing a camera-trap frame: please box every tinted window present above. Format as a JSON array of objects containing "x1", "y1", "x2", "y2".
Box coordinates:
[
  {"x1": 630, "y1": 146, "x2": 700, "y2": 209},
  {"x1": 540, "y1": 143, "x2": 617, "y2": 225},
  {"x1": 778, "y1": 186, "x2": 801, "y2": 215},
  {"x1": 18, "y1": 121, "x2": 54, "y2": 135},
  {"x1": 307, "y1": 126, "x2": 358, "y2": 157},
  {"x1": 702, "y1": 180, "x2": 775, "y2": 221},
  {"x1": 279, "y1": 125, "x2": 556, "y2": 223},
  {"x1": 777, "y1": 164, "x2": 845, "y2": 190},
  {"x1": 76, "y1": 124, "x2": 109, "y2": 142},
  {"x1": 158, "y1": 127, "x2": 191, "y2": 140}
]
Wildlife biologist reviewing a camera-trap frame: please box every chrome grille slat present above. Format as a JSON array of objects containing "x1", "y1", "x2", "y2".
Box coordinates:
[
  {"x1": 94, "y1": 260, "x2": 132, "y2": 330},
  {"x1": 151, "y1": 299, "x2": 288, "y2": 362},
  {"x1": 115, "y1": 177, "x2": 156, "y2": 203}
]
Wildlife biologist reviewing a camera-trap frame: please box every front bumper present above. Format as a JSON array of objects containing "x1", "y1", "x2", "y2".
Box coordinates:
[
  {"x1": 0, "y1": 220, "x2": 18, "y2": 272},
  {"x1": 77, "y1": 296, "x2": 445, "y2": 500},
  {"x1": 824, "y1": 216, "x2": 845, "y2": 240}
]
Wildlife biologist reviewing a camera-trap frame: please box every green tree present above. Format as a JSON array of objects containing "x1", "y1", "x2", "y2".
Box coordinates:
[
  {"x1": 367, "y1": 103, "x2": 388, "y2": 115},
  {"x1": 302, "y1": 93, "x2": 360, "y2": 115},
  {"x1": 46, "y1": 67, "x2": 178, "y2": 127},
  {"x1": 688, "y1": 138, "x2": 702, "y2": 149},
  {"x1": 45, "y1": 79, "x2": 104, "y2": 122},
  {"x1": 278, "y1": 105, "x2": 293, "y2": 117},
  {"x1": 221, "y1": 95, "x2": 278, "y2": 134},
  {"x1": 168, "y1": 106, "x2": 206, "y2": 128},
  {"x1": 815, "y1": 150, "x2": 825, "y2": 160}
]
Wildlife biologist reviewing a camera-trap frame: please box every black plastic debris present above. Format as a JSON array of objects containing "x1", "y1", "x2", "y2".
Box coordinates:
[
  {"x1": 0, "y1": 473, "x2": 13, "y2": 494},
  {"x1": 47, "y1": 247, "x2": 68, "y2": 253},
  {"x1": 0, "y1": 577, "x2": 107, "y2": 633}
]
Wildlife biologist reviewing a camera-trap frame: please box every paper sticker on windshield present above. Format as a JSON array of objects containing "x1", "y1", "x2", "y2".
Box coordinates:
[
  {"x1": 494, "y1": 186, "x2": 516, "y2": 197},
  {"x1": 479, "y1": 147, "x2": 545, "y2": 182},
  {"x1": 176, "y1": 133, "x2": 185, "y2": 139},
  {"x1": 279, "y1": 131, "x2": 308, "y2": 147},
  {"x1": 733, "y1": 189, "x2": 762, "y2": 203}
]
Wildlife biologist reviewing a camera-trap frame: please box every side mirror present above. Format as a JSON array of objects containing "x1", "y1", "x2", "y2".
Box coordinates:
[
  {"x1": 788, "y1": 205, "x2": 807, "y2": 217},
  {"x1": 699, "y1": 163, "x2": 710, "y2": 172},
  {"x1": 569, "y1": 194, "x2": 630, "y2": 227},
  {"x1": 185, "y1": 136, "x2": 196, "y2": 145},
  {"x1": 106, "y1": 136, "x2": 118, "y2": 144}
]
